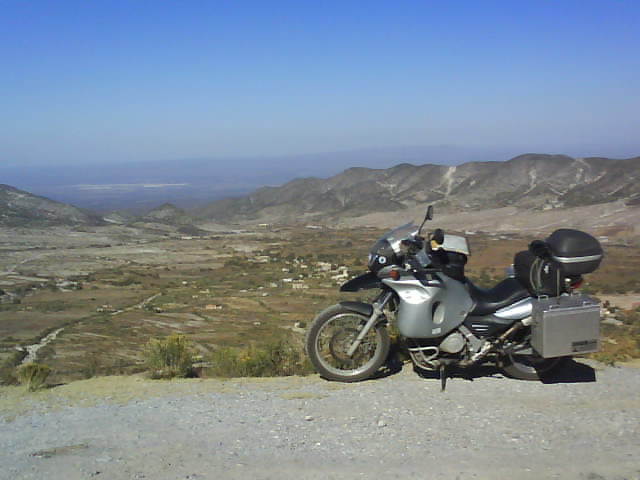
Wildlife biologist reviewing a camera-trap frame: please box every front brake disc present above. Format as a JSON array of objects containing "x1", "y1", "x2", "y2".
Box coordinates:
[{"x1": 328, "y1": 328, "x2": 368, "y2": 364}]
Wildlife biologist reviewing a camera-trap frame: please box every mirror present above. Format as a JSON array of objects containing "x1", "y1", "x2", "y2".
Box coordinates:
[
  {"x1": 418, "y1": 205, "x2": 434, "y2": 235},
  {"x1": 425, "y1": 205, "x2": 434, "y2": 221}
]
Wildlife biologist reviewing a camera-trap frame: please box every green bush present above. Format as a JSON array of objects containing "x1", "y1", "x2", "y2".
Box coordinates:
[
  {"x1": 142, "y1": 335, "x2": 194, "y2": 379},
  {"x1": 16, "y1": 362, "x2": 52, "y2": 391},
  {"x1": 207, "y1": 338, "x2": 312, "y2": 378}
]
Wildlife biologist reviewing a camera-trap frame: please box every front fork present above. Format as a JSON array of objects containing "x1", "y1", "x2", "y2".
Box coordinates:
[{"x1": 346, "y1": 290, "x2": 394, "y2": 357}]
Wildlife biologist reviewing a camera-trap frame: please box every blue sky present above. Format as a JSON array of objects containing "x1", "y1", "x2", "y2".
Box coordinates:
[{"x1": 1, "y1": 0, "x2": 639, "y2": 167}]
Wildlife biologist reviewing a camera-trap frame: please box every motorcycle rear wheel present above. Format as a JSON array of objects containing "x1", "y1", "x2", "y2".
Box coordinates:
[
  {"x1": 502, "y1": 355, "x2": 563, "y2": 381},
  {"x1": 501, "y1": 335, "x2": 564, "y2": 381},
  {"x1": 305, "y1": 304, "x2": 390, "y2": 382}
]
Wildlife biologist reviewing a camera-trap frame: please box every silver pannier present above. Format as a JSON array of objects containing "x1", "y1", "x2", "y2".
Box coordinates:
[{"x1": 531, "y1": 294, "x2": 600, "y2": 358}]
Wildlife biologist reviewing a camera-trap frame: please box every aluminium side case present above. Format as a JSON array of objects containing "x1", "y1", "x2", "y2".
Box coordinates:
[{"x1": 531, "y1": 294, "x2": 600, "y2": 358}]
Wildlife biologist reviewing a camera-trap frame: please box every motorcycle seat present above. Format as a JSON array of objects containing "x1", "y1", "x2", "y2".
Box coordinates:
[{"x1": 465, "y1": 277, "x2": 530, "y2": 316}]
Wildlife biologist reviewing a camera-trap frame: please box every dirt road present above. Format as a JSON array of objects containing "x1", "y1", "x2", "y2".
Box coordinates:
[{"x1": 1, "y1": 360, "x2": 639, "y2": 480}]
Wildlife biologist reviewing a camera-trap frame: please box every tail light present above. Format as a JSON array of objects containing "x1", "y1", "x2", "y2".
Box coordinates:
[{"x1": 568, "y1": 277, "x2": 583, "y2": 291}]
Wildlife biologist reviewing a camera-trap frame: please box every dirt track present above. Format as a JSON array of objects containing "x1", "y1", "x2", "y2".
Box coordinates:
[{"x1": 1, "y1": 360, "x2": 639, "y2": 480}]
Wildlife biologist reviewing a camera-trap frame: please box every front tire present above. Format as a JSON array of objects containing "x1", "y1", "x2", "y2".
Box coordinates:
[{"x1": 305, "y1": 304, "x2": 390, "y2": 382}]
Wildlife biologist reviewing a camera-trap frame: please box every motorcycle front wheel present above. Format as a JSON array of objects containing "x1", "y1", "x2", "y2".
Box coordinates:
[{"x1": 305, "y1": 304, "x2": 390, "y2": 382}]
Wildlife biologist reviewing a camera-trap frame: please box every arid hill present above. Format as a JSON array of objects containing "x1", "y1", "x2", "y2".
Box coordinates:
[
  {"x1": 193, "y1": 154, "x2": 640, "y2": 222},
  {"x1": 2, "y1": 154, "x2": 639, "y2": 230},
  {"x1": 0, "y1": 184, "x2": 102, "y2": 227},
  {"x1": 142, "y1": 203, "x2": 193, "y2": 225}
]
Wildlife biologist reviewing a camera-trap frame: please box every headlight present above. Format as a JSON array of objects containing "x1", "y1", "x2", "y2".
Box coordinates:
[{"x1": 368, "y1": 238, "x2": 399, "y2": 273}]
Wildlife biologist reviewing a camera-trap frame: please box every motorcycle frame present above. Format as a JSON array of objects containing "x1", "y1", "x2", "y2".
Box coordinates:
[{"x1": 341, "y1": 272, "x2": 536, "y2": 365}]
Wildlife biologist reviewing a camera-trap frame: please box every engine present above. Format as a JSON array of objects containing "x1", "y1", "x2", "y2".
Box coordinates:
[{"x1": 438, "y1": 331, "x2": 466, "y2": 353}]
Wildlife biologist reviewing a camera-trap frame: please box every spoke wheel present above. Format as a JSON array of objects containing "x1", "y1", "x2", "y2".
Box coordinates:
[{"x1": 305, "y1": 304, "x2": 390, "y2": 382}]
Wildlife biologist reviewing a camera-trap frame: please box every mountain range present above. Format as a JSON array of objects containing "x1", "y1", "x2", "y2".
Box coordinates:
[
  {"x1": 1, "y1": 154, "x2": 638, "y2": 228},
  {"x1": 193, "y1": 154, "x2": 640, "y2": 222}
]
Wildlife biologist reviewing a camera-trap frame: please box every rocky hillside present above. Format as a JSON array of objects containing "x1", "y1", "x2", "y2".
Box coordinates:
[
  {"x1": 3, "y1": 154, "x2": 638, "y2": 228},
  {"x1": 142, "y1": 203, "x2": 193, "y2": 225},
  {"x1": 0, "y1": 186, "x2": 208, "y2": 235},
  {"x1": 0, "y1": 184, "x2": 102, "y2": 227},
  {"x1": 194, "y1": 154, "x2": 640, "y2": 222}
]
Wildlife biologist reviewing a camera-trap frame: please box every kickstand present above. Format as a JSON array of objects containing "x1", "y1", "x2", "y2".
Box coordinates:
[{"x1": 440, "y1": 364, "x2": 447, "y2": 392}]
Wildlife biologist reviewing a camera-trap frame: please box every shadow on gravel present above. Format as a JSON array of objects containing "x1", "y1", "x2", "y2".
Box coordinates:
[
  {"x1": 410, "y1": 359, "x2": 596, "y2": 385},
  {"x1": 344, "y1": 355, "x2": 596, "y2": 385},
  {"x1": 413, "y1": 364, "x2": 504, "y2": 382},
  {"x1": 539, "y1": 359, "x2": 596, "y2": 384},
  {"x1": 370, "y1": 354, "x2": 405, "y2": 381}
]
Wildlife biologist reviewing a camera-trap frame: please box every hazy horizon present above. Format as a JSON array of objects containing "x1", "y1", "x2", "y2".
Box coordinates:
[
  {"x1": 2, "y1": 144, "x2": 637, "y2": 190},
  {"x1": 1, "y1": 146, "x2": 637, "y2": 213}
]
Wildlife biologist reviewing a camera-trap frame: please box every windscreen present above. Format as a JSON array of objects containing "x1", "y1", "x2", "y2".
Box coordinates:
[{"x1": 378, "y1": 223, "x2": 419, "y2": 255}]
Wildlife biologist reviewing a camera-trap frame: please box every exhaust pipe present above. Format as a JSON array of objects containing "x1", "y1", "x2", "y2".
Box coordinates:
[{"x1": 459, "y1": 317, "x2": 530, "y2": 367}]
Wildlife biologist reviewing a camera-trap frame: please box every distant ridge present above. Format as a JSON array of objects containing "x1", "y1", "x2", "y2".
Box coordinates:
[
  {"x1": 193, "y1": 154, "x2": 640, "y2": 222},
  {"x1": 2, "y1": 154, "x2": 638, "y2": 228},
  {"x1": 0, "y1": 184, "x2": 102, "y2": 227},
  {"x1": 142, "y1": 203, "x2": 193, "y2": 225}
]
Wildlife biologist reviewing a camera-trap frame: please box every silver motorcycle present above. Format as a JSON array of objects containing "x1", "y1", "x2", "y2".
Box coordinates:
[{"x1": 305, "y1": 206, "x2": 603, "y2": 386}]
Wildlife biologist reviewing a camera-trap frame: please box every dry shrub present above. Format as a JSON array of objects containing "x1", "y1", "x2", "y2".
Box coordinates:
[
  {"x1": 208, "y1": 338, "x2": 312, "y2": 378},
  {"x1": 587, "y1": 310, "x2": 640, "y2": 365},
  {"x1": 16, "y1": 362, "x2": 52, "y2": 391},
  {"x1": 143, "y1": 335, "x2": 194, "y2": 379}
]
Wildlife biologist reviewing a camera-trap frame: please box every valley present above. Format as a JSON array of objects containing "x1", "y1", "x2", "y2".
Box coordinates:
[
  {"x1": 1, "y1": 218, "x2": 639, "y2": 385},
  {"x1": 0, "y1": 222, "x2": 370, "y2": 383},
  {"x1": 2, "y1": 154, "x2": 640, "y2": 385}
]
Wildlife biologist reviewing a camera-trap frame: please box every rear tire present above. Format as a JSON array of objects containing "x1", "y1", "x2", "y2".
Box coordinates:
[
  {"x1": 305, "y1": 304, "x2": 390, "y2": 382},
  {"x1": 500, "y1": 327, "x2": 566, "y2": 381},
  {"x1": 502, "y1": 355, "x2": 564, "y2": 381}
]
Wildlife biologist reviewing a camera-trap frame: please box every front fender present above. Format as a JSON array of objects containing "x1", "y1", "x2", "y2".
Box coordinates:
[
  {"x1": 340, "y1": 272, "x2": 383, "y2": 292},
  {"x1": 339, "y1": 301, "x2": 374, "y2": 317}
]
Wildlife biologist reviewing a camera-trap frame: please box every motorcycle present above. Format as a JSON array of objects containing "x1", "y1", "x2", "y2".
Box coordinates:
[{"x1": 305, "y1": 206, "x2": 603, "y2": 387}]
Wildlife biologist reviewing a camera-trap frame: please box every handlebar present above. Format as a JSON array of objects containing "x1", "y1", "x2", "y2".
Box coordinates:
[
  {"x1": 379, "y1": 255, "x2": 443, "y2": 287},
  {"x1": 404, "y1": 255, "x2": 444, "y2": 287},
  {"x1": 407, "y1": 256, "x2": 442, "y2": 275},
  {"x1": 400, "y1": 236, "x2": 424, "y2": 253}
]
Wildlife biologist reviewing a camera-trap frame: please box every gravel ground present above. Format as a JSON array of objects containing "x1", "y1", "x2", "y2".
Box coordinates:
[{"x1": 1, "y1": 360, "x2": 639, "y2": 480}]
